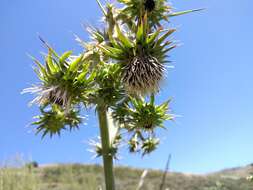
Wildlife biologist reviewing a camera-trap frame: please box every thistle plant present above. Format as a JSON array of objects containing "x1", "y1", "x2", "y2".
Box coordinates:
[{"x1": 23, "y1": 0, "x2": 199, "y2": 189}]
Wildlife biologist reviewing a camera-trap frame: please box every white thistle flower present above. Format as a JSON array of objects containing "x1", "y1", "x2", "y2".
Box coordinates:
[
  {"x1": 22, "y1": 84, "x2": 71, "y2": 112},
  {"x1": 122, "y1": 55, "x2": 165, "y2": 94}
]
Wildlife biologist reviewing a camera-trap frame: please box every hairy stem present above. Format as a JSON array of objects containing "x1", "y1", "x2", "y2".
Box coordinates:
[{"x1": 97, "y1": 105, "x2": 116, "y2": 190}]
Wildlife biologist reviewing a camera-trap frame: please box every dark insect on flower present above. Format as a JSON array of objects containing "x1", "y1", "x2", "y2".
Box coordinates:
[{"x1": 144, "y1": 0, "x2": 156, "y2": 12}]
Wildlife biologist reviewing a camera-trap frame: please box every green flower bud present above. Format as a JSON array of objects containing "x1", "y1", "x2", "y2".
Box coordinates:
[
  {"x1": 128, "y1": 133, "x2": 140, "y2": 153},
  {"x1": 141, "y1": 137, "x2": 159, "y2": 156},
  {"x1": 33, "y1": 105, "x2": 82, "y2": 138}
]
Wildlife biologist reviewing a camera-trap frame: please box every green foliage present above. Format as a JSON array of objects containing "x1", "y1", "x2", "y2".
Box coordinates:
[
  {"x1": 112, "y1": 95, "x2": 173, "y2": 155},
  {"x1": 90, "y1": 63, "x2": 125, "y2": 107}
]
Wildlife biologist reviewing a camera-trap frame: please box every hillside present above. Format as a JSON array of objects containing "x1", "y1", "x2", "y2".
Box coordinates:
[{"x1": 1, "y1": 164, "x2": 252, "y2": 190}]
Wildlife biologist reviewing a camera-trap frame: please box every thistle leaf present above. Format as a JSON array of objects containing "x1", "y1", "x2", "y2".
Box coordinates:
[
  {"x1": 98, "y1": 45, "x2": 124, "y2": 59},
  {"x1": 28, "y1": 54, "x2": 47, "y2": 78},
  {"x1": 46, "y1": 50, "x2": 58, "y2": 73},
  {"x1": 162, "y1": 45, "x2": 177, "y2": 54},
  {"x1": 116, "y1": 24, "x2": 133, "y2": 48},
  {"x1": 77, "y1": 63, "x2": 90, "y2": 83},
  {"x1": 68, "y1": 55, "x2": 83, "y2": 73},
  {"x1": 59, "y1": 51, "x2": 72, "y2": 64},
  {"x1": 146, "y1": 30, "x2": 161, "y2": 45},
  {"x1": 95, "y1": 0, "x2": 107, "y2": 16},
  {"x1": 169, "y1": 9, "x2": 204, "y2": 17},
  {"x1": 136, "y1": 21, "x2": 144, "y2": 43},
  {"x1": 156, "y1": 29, "x2": 176, "y2": 46}
]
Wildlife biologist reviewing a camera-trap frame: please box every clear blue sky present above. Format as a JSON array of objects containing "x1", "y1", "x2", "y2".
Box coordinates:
[{"x1": 1, "y1": 0, "x2": 253, "y2": 174}]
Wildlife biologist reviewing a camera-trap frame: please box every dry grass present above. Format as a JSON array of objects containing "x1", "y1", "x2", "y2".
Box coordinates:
[
  {"x1": 0, "y1": 157, "x2": 252, "y2": 190},
  {"x1": 0, "y1": 160, "x2": 39, "y2": 190}
]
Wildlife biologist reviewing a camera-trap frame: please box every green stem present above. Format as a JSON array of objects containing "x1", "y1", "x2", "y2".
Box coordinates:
[{"x1": 97, "y1": 105, "x2": 116, "y2": 190}]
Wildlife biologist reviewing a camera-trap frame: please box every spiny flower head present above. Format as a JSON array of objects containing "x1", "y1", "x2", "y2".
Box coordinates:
[
  {"x1": 99, "y1": 16, "x2": 176, "y2": 94},
  {"x1": 33, "y1": 104, "x2": 82, "y2": 138},
  {"x1": 128, "y1": 132, "x2": 160, "y2": 156},
  {"x1": 112, "y1": 95, "x2": 173, "y2": 132},
  {"x1": 118, "y1": 0, "x2": 172, "y2": 28},
  {"x1": 141, "y1": 137, "x2": 159, "y2": 155},
  {"x1": 112, "y1": 95, "x2": 173, "y2": 155},
  {"x1": 88, "y1": 135, "x2": 121, "y2": 159},
  {"x1": 23, "y1": 46, "x2": 96, "y2": 112},
  {"x1": 128, "y1": 133, "x2": 140, "y2": 153}
]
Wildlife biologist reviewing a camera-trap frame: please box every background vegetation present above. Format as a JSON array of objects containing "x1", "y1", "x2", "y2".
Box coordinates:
[{"x1": 1, "y1": 161, "x2": 252, "y2": 190}]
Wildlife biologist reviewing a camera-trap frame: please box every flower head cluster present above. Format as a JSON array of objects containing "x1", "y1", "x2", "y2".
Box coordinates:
[
  {"x1": 23, "y1": 45, "x2": 96, "y2": 136},
  {"x1": 23, "y1": 0, "x2": 199, "y2": 159},
  {"x1": 112, "y1": 95, "x2": 173, "y2": 155}
]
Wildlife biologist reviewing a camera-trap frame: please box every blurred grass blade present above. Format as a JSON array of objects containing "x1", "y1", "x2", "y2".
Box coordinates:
[
  {"x1": 116, "y1": 24, "x2": 133, "y2": 48},
  {"x1": 136, "y1": 170, "x2": 148, "y2": 190},
  {"x1": 159, "y1": 154, "x2": 172, "y2": 190}
]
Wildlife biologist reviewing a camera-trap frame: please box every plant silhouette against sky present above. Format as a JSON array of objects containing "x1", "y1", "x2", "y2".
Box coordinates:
[{"x1": 23, "y1": 0, "x2": 200, "y2": 189}]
